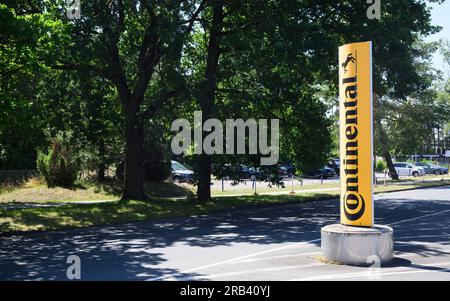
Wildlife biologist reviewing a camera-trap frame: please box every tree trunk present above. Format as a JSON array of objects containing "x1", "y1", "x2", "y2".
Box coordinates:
[
  {"x1": 122, "y1": 114, "x2": 146, "y2": 200},
  {"x1": 98, "y1": 139, "x2": 106, "y2": 182},
  {"x1": 197, "y1": 154, "x2": 212, "y2": 202},
  {"x1": 384, "y1": 152, "x2": 399, "y2": 180},
  {"x1": 196, "y1": 0, "x2": 224, "y2": 202}
]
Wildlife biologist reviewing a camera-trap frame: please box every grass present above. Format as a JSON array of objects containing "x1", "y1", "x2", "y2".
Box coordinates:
[
  {"x1": 211, "y1": 182, "x2": 339, "y2": 196},
  {"x1": 0, "y1": 178, "x2": 194, "y2": 203},
  {"x1": 0, "y1": 193, "x2": 332, "y2": 233},
  {"x1": 0, "y1": 175, "x2": 449, "y2": 233}
]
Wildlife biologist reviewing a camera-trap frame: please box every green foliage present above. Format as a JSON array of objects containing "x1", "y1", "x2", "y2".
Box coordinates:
[
  {"x1": 180, "y1": 1, "x2": 338, "y2": 174},
  {"x1": 36, "y1": 136, "x2": 78, "y2": 187},
  {"x1": 1, "y1": 0, "x2": 449, "y2": 199},
  {"x1": 375, "y1": 159, "x2": 387, "y2": 173}
]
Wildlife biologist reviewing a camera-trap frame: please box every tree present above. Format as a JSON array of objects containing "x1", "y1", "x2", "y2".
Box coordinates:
[
  {"x1": 77, "y1": 71, "x2": 123, "y2": 181},
  {"x1": 194, "y1": 0, "x2": 224, "y2": 202},
  {"x1": 184, "y1": 1, "x2": 341, "y2": 201},
  {"x1": 48, "y1": 0, "x2": 203, "y2": 199},
  {"x1": 1, "y1": 0, "x2": 444, "y2": 196},
  {"x1": 324, "y1": 0, "x2": 442, "y2": 179},
  {"x1": 187, "y1": 0, "x2": 441, "y2": 199},
  {"x1": 0, "y1": 2, "x2": 63, "y2": 169}
]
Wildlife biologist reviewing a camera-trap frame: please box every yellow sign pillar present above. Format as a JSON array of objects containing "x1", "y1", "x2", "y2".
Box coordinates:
[{"x1": 338, "y1": 42, "x2": 374, "y2": 227}]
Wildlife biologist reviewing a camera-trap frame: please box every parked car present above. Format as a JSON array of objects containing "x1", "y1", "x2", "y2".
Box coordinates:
[
  {"x1": 391, "y1": 162, "x2": 425, "y2": 178},
  {"x1": 327, "y1": 159, "x2": 340, "y2": 176},
  {"x1": 240, "y1": 165, "x2": 260, "y2": 180},
  {"x1": 277, "y1": 164, "x2": 295, "y2": 178},
  {"x1": 171, "y1": 160, "x2": 195, "y2": 183},
  {"x1": 414, "y1": 162, "x2": 442, "y2": 175},
  {"x1": 304, "y1": 166, "x2": 336, "y2": 179},
  {"x1": 428, "y1": 164, "x2": 448, "y2": 175}
]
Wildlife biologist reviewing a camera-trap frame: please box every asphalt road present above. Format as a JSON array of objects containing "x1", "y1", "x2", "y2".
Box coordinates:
[{"x1": 1, "y1": 186, "x2": 450, "y2": 281}]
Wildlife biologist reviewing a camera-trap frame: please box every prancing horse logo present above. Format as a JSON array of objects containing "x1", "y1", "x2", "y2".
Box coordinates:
[{"x1": 342, "y1": 53, "x2": 356, "y2": 73}]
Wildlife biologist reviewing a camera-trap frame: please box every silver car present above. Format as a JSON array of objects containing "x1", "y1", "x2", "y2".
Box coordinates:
[{"x1": 392, "y1": 162, "x2": 425, "y2": 177}]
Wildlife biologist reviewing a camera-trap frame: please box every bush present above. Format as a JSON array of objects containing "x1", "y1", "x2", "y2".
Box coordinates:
[
  {"x1": 375, "y1": 159, "x2": 387, "y2": 173},
  {"x1": 36, "y1": 138, "x2": 78, "y2": 187}
]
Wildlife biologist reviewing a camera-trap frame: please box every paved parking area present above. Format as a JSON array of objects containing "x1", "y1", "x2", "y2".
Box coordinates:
[{"x1": 1, "y1": 186, "x2": 449, "y2": 280}]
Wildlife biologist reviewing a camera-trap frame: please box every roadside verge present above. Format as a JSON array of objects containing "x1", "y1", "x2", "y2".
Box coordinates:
[{"x1": 1, "y1": 179, "x2": 449, "y2": 234}]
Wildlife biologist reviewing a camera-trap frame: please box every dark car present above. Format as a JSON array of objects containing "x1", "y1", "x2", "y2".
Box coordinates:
[
  {"x1": 213, "y1": 164, "x2": 260, "y2": 180},
  {"x1": 277, "y1": 164, "x2": 295, "y2": 178},
  {"x1": 304, "y1": 166, "x2": 336, "y2": 179},
  {"x1": 171, "y1": 160, "x2": 195, "y2": 183},
  {"x1": 414, "y1": 162, "x2": 438, "y2": 175},
  {"x1": 429, "y1": 164, "x2": 448, "y2": 175},
  {"x1": 415, "y1": 162, "x2": 448, "y2": 175},
  {"x1": 238, "y1": 165, "x2": 260, "y2": 180},
  {"x1": 327, "y1": 159, "x2": 340, "y2": 175}
]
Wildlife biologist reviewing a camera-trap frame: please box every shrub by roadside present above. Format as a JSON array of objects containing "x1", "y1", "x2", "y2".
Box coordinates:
[
  {"x1": 37, "y1": 137, "x2": 78, "y2": 187},
  {"x1": 375, "y1": 159, "x2": 387, "y2": 173}
]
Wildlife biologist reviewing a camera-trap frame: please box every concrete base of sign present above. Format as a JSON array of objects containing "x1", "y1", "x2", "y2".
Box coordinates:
[{"x1": 321, "y1": 224, "x2": 394, "y2": 266}]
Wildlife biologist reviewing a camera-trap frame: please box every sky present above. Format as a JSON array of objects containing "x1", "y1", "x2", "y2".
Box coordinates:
[{"x1": 425, "y1": 0, "x2": 450, "y2": 72}]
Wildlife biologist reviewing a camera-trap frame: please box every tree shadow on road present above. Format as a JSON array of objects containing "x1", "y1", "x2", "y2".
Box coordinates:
[
  {"x1": 0, "y1": 200, "x2": 339, "y2": 280},
  {"x1": 2, "y1": 187, "x2": 450, "y2": 280}
]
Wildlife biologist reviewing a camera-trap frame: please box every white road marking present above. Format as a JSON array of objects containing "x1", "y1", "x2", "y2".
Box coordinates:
[
  {"x1": 395, "y1": 234, "x2": 450, "y2": 240},
  {"x1": 146, "y1": 237, "x2": 321, "y2": 281},
  {"x1": 396, "y1": 240, "x2": 449, "y2": 246},
  {"x1": 388, "y1": 209, "x2": 450, "y2": 226},
  {"x1": 234, "y1": 252, "x2": 321, "y2": 263},
  {"x1": 179, "y1": 253, "x2": 438, "y2": 280},
  {"x1": 180, "y1": 263, "x2": 323, "y2": 280},
  {"x1": 288, "y1": 261, "x2": 450, "y2": 281},
  {"x1": 149, "y1": 190, "x2": 450, "y2": 281}
]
